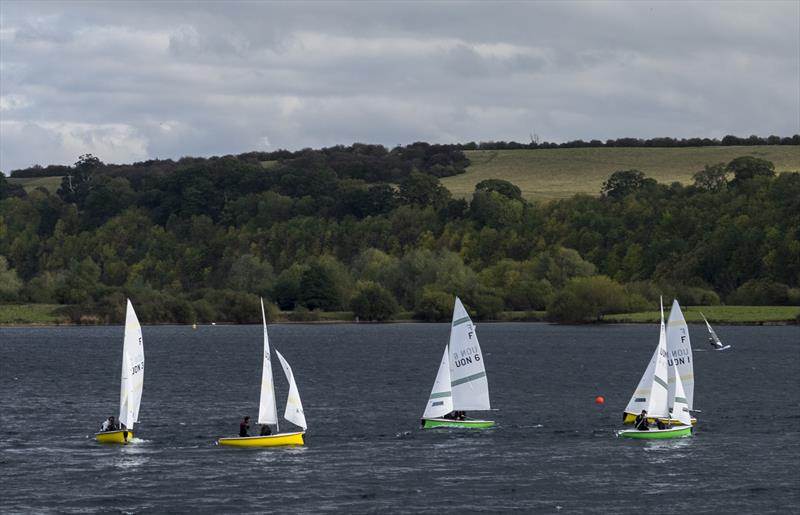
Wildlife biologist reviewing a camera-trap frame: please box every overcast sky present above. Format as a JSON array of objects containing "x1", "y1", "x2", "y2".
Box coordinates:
[{"x1": 1, "y1": 0, "x2": 798, "y2": 171}]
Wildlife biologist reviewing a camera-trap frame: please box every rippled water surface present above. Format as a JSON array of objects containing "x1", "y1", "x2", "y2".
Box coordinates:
[{"x1": 1, "y1": 323, "x2": 798, "y2": 513}]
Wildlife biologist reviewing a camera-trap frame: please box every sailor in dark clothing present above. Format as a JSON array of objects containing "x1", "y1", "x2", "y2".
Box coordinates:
[
  {"x1": 239, "y1": 416, "x2": 250, "y2": 437},
  {"x1": 634, "y1": 410, "x2": 650, "y2": 430},
  {"x1": 101, "y1": 416, "x2": 118, "y2": 431},
  {"x1": 260, "y1": 424, "x2": 272, "y2": 436}
]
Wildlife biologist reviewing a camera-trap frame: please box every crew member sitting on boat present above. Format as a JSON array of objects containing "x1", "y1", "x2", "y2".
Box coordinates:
[
  {"x1": 260, "y1": 424, "x2": 272, "y2": 436},
  {"x1": 239, "y1": 416, "x2": 250, "y2": 437},
  {"x1": 634, "y1": 410, "x2": 649, "y2": 430},
  {"x1": 101, "y1": 416, "x2": 119, "y2": 431}
]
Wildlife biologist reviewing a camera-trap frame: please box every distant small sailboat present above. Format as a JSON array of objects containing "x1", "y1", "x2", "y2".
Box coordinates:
[
  {"x1": 701, "y1": 313, "x2": 731, "y2": 351},
  {"x1": 420, "y1": 297, "x2": 494, "y2": 429},
  {"x1": 95, "y1": 299, "x2": 144, "y2": 444},
  {"x1": 619, "y1": 299, "x2": 693, "y2": 440},
  {"x1": 218, "y1": 299, "x2": 307, "y2": 447}
]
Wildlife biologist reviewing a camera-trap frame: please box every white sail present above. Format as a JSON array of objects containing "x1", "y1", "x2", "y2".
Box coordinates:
[
  {"x1": 448, "y1": 297, "x2": 490, "y2": 411},
  {"x1": 275, "y1": 350, "x2": 307, "y2": 430},
  {"x1": 648, "y1": 303, "x2": 671, "y2": 418},
  {"x1": 257, "y1": 298, "x2": 279, "y2": 426},
  {"x1": 624, "y1": 343, "x2": 659, "y2": 416},
  {"x1": 624, "y1": 299, "x2": 669, "y2": 418},
  {"x1": 666, "y1": 299, "x2": 694, "y2": 410},
  {"x1": 670, "y1": 358, "x2": 693, "y2": 426},
  {"x1": 701, "y1": 313, "x2": 723, "y2": 347},
  {"x1": 422, "y1": 347, "x2": 453, "y2": 419},
  {"x1": 118, "y1": 299, "x2": 144, "y2": 429}
]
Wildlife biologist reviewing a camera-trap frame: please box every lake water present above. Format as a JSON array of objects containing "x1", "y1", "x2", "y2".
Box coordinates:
[{"x1": 1, "y1": 323, "x2": 798, "y2": 513}]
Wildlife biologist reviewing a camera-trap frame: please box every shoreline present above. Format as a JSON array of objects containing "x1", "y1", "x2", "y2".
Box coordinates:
[{"x1": 1, "y1": 304, "x2": 797, "y2": 327}]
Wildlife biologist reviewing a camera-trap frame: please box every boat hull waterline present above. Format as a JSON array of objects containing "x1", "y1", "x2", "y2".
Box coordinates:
[
  {"x1": 421, "y1": 418, "x2": 495, "y2": 429},
  {"x1": 95, "y1": 430, "x2": 134, "y2": 444},
  {"x1": 618, "y1": 426, "x2": 693, "y2": 439},
  {"x1": 217, "y1": 431, "x2": 305, "y2": 447}
]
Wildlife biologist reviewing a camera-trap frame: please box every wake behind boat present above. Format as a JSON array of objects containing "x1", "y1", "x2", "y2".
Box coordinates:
[
  {"x1": 420, "y1": 297, "x2": 494, "y2": 429},
  {"x1": 95, "y1": 299, "x2": 145, "y2": 444},
  {"x1": 217, "y1": 299, "x2": 307, "y2": 447}
]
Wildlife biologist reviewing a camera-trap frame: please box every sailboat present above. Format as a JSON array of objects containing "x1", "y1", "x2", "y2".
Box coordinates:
[
  {"x1": 218, "y1": 299, "x2": 307, "y2": 447},
  {"x1": 623, "y1": 299, "x2": 697, "y2": 426},
  {"x1": 701, "y1": 313, "x2": 731, "y2": 351},
  {"x1": 95, "y1": 299, "x2": 145, "y2": 444},
  {"x1": 619, "y1": 299, "x2": 693, "y2": 439},
  {"x1": 420, "y1": 297, "x2": 494, "y2": 429}
]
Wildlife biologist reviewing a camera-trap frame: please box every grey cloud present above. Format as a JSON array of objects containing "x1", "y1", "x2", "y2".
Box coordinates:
[{"x1": 1, "y1": 0, "x2": 798, "y2": 171}]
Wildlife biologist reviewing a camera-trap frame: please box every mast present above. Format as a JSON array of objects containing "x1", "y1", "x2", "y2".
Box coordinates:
[{"x1": 257, "y1": 298, "x2": 279, "y2": 433}]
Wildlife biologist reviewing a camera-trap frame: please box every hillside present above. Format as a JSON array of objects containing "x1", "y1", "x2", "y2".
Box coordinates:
[{"x1": 441, "y1": 146, "x2": 800, "y2": 200}]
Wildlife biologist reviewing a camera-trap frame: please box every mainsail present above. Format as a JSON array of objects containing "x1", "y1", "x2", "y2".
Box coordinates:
[
  {"x1": 275, "y1": 350, "x2": 307, "y2": 430},
  {"x1": 666, "y1": 300, "x2": 694, "y2": 410},
  {"x1": 422, "y1": 347, "x2": 453, "y2": 419},
  {"x1": 701, "y1": 313, "x2": 724, "y2": 349},
  {"x1": 118, "y1": 299, "x2": 144, "y2": 429},
  {"x1": 257, "y1": 299, "x2": 279, "y2": 426},
  {"x1": 624, "y1": 299, "x2": 670, "y2": 418},
  {"x1": 448, "y1": 297, "x2": 490, "y2": 411}
]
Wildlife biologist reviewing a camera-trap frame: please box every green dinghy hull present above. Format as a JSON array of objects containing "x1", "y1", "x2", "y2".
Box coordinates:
[
  {"x1": 421, "y1": 418, "x2": 495, "y2": 429},
  {"x1": 619, "y1": 425, "x2": 693, "y2": 439}
]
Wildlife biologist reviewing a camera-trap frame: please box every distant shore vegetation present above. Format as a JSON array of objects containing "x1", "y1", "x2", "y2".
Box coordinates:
[{"x1": 1, "y1": 138, "x2": 799, "y2": 325}]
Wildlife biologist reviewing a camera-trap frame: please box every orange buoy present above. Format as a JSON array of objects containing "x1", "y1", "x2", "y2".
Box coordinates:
[{"x1": 595, "y1": 395, "x2": 605, "y2": 405}]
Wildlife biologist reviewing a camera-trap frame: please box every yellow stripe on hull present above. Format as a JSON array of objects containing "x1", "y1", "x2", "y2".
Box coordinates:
[
  {"x1": 622, "y1": 413, "x2": 697, "y2": 426},
  {"x1": 217, "y1": 431, "x2": 305, "y2": 447},
  {"x1": 95, "y1": 430, "x2": 133, "y2": 444}
]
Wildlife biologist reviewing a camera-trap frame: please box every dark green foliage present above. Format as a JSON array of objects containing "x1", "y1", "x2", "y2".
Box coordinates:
[
  {"x1": 726, "y1": 156, "x2": 775, "y2": 185},
  {"x1": 547, "y1": 276, "x2": 629, "y2": 323},
  {"x1": 601, "y1": 169, "x2": 656, "y2": 198},
  {"x1": 415, "y1": 290, "x2": 455, "y2": 321},
  {"x1": 692, "y1": 163, "x2": 728, "y2": 191},
  {"x1": 399, "y1": 172, "x2": 451, "y2": 207},
  {"x1": 57, "y1": 154, "x2": 102, "y2": 205},
  {"x1": 2, "y1": 148, "x2": 798, "y2": 324},
  {"x1": 350, "y1": 281, "x2": 399, "y2": 321},
  {"x1": 299, "y1": 265, "x2": 341, "y2": 311},
  {"x1": 0, "y1": 175, "x2": 26, "y2": 199},
  {"x1": 728, "y1": 279, "x2": 789, "y2": 305},
  {"x1": 475, "y1": 179, "x2": 523, "y2": 200}
]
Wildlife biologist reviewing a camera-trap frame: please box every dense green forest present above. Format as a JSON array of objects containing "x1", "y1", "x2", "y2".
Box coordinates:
[{"x1": 1, "y1": 143, "x2": 798, "y2": 324}]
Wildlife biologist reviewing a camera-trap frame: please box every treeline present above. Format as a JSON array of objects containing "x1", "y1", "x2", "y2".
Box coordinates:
[
  {"x1": 8, "y1": 135, "x2": 799, "y2": 180},
  {"x1": 1, "y1": 150, "x2": 798, "y2": 324},
  {"x1": 8, "y1": 142, "x2": 469, "y2": 179},
  {"x1": 461, "y1": 134, "x2": 800, "y2": 151}
]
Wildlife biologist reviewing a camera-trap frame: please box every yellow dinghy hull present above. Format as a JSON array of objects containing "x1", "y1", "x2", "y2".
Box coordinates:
[
  {"x1": 95, "y1": 430, "x2": 134, "y2": 444},
  {"x1": 622, "y1": 413, "x2": 697, "y2": 426},
  {"x1": 217, "y1": 431, "x2": 305, "y2": 447}
]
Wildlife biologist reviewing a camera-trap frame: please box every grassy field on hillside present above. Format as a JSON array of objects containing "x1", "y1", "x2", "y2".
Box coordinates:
[
  {"x1": 605, "y1": 305, "x2": 800, "y2": 324},
  {"x1": 0, "y1": 304, "x2": 68, "y2": 324},
  {"x1": 442, "y1": 146, "x2": 800, "y2": 201},
  {"x1": 7, "y1": 175, "x2": 64, "y2": 193}
]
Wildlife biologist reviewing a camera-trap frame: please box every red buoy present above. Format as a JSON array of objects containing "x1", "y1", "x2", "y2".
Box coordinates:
[{"x1": 595, "y1": 395, "x2": 605, "y2": 405}]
